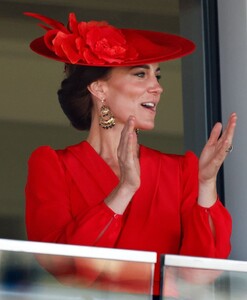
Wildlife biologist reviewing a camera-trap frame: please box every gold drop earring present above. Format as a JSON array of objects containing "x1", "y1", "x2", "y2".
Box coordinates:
[
  {"x1": 135, "y1": 128, "x2": 140, "y2": 135},
  {"x1": 99, "y1": 100, "x2": 115, "y2": 129}
]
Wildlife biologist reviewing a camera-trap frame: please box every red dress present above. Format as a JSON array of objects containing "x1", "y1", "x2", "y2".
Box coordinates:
[{"x1": 25, "y1": 141, "x2": 232, "y2": 295}]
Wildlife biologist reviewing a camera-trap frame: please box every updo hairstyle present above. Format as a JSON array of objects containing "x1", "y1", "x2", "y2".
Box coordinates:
[{"x1": 57, "y1": 64, "x2": 112, "y2": 130}]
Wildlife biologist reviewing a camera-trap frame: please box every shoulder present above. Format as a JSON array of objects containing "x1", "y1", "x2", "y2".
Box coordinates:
[
  {"x1": 26, "y1": 146, "x2": 73, "y2": 189},
  {"x1": 141, "y1": 145, "x2": 198, "y2": 166},
  {"x1": 28, "y1": 141, "x2": 85, "y2": 161},
  {"x1": 27, "y1": 146, "x2": 61, "y2": 177},
  {"x1": 27, "y1": 141, "x2": 88, "y2": 170},
  {"x1": 27, "y1": 144, "x2": 70, "y2": 172},
  {"x1": 28, "y1": 145, "x2": 59, "y2": 164}
]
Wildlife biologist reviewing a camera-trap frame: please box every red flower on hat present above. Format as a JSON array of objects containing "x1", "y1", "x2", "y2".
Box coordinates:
[
  {"x1": 24, "y1": 12, "x2": 139, "y2": 65},
  {"x1": 84, "y1": 24, "x2": 136, "y2": 64}
]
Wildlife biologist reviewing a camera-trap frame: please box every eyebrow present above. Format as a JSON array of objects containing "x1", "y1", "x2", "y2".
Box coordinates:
[{"x1": 129, "y1": 65, "x2": 161, "y2": 72}]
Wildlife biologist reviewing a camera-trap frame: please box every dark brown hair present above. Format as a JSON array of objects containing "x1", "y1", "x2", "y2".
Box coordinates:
[{"x1": 57, "y1": 64, "x2": 112, "y2": 130}]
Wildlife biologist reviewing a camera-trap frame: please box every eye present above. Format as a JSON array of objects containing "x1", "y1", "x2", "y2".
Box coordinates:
[
  {"x1": 156, "y1": 74, "x2": 162, "y2": 81},
  {"x1": 134, "y1": 72, "x2": 146, "y2": 78}
]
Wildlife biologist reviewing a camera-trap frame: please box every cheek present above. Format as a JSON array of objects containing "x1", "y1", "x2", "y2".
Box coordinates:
[
  {"x1": 106, "y1": 81, "x2": 146, "y2": 120},
  {"x1": 108, "y1": 95, "x2": 138, "y2": 123},
  {"x1": 108, "y1": 78, "x2": 144, "y2": 99},
  {"x1": 112, "y1": 88, "x2": 144, "y2": 106}
]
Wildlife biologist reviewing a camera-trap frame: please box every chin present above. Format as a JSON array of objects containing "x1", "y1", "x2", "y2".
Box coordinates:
[{"x1": 138, "y1": 123, "x2": 155, "y2": 131}]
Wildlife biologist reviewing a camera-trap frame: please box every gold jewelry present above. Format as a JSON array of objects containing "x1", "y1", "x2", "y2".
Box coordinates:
[
  {"x1": 226, "y1": 145, "x2": 233, "y2": 153},
  {"x1": 99, "y1": 105, "x2": 115, "y2": 129},
  {"x1": 135, "y1": 128, "x2": 140, "y2": 135}
]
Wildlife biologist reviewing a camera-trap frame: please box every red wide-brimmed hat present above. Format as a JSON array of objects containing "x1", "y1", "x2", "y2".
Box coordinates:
[{"x1": 24, "y1": 12, "x2": 195, "y2": 67}]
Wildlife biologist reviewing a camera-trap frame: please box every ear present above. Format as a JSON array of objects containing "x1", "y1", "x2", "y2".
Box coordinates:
[{"x1": 87, "y1": 80, "x2": 107, "y2": 100}]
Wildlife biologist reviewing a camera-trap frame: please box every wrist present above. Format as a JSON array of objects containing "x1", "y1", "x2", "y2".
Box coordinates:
[
  {"x1": 104, "y1": 184, "x2": 137, "y2": 214},
  {"x1": 119, "y1": 177, "x2": 140, "y2": 193},
  {"x1": 198, "y1": 180, "x2": 217, "y2": 208}
]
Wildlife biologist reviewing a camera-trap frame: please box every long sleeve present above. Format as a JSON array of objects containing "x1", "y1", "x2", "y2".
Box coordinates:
[
  {"x1": 25, "y1": 144, "x2": 232, "y2": 295},
  {"x1": 25, "y1": 146, "x2": 122, "y2": 247},
  {"x1": 179, "y1": 151, "x2": 232, "y2": 258}
]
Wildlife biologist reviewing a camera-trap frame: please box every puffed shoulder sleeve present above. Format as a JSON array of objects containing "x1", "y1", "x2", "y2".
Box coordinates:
[
  {"x1": 179, "y1": 151, "x2": 232, "y2": 258},
  {"x1": 25, "y1": 146, "x2": 122, "y2": 247}
]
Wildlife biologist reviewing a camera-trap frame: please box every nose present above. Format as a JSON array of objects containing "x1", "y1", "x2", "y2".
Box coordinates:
[{"x1": 148, "y1": 78, "x2": 163, "y2": 95}]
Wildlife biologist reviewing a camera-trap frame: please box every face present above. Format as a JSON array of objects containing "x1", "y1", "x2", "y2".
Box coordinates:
[{"x1": 102, "y1": 63, "x2": 163, "y2": 130}]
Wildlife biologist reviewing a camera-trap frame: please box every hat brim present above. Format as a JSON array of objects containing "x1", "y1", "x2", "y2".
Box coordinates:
[{"x1": 29, "y1": 28, "x2": 195, "y2": 67}]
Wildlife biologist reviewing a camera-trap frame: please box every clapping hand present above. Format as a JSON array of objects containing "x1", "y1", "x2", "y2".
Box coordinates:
[{"x1": 198, "y1": 112, "x2": 237, "y2": 207}]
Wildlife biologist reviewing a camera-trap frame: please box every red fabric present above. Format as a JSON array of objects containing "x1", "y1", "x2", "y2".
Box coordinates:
[
  {"x1": 25, "y1": 141, "x2": 232, "y2": 295},
  {"x1": 24, "y1": 12, "x2": 195, "y2": 67}
]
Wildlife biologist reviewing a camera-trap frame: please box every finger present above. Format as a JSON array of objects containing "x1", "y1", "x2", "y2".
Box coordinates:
[
  {"x1": 226, "y1": 112, "x2": 237, "y2": 139},
  {"x1": 216, "y1": 115, "x2": 237, "y2": 161},
  {"x1": 122, "y1": 116, "x2": 136, "y2": 136},
  {"x1": 118, "y1": 116, "x2": 136, "y2": 159},
  {"x1": 126, "y1": 117, "x2": 138, "y2": 159},
  {"x1": 220, "y1": 113, "x2": 237, "y2": 146},
  {"x1": 119, "y1": 116, "x2": 134, "y2": 144},
  {"x1": 127, "y1": 115, "x2": 136, "y2": 131},
  {"x1": 208, "y1": 113, "x2": 237, "y2": 148},
  {"x1": 221, "y1": 112, "x2": 237, "y2": 137},
  {"x1": 125, "y1": 117, "x2": 139, "y2": 162},
  {"x1": 207, "y1": 122, "x2": 223, "y2": 146},
  {"x1": 131, "y1": 130, "x2": 139, "y2": 159},
  {"x1": 215, "y1": 139, "x2": 233, "y2": 165},
  {"x1": 118, "y1": 132, "x2": 137, "y2": 177}
]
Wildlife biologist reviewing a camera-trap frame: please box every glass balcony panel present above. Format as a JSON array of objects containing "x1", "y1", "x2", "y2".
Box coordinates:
[
  {"x1": 0, "y1": 239, "x2": 156, "y2": 299},
  {"x1": 161, "y1": 254, "x2": 247, "y2": 300}
]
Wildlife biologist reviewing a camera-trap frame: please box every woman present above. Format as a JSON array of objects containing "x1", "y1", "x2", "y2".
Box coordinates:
[{"x1": 24, "y1": 12, "x2": 237, "y2": 298}]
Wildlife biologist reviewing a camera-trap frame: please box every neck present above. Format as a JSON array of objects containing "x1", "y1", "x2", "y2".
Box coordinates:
[
  {"x1": 88, "y1": 132, "x2": 119, "y2": 157},
  {"x1": 86, "y1": 122, "x2": 125, "y2": 176}
]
